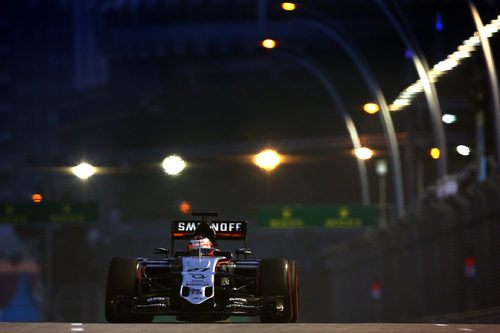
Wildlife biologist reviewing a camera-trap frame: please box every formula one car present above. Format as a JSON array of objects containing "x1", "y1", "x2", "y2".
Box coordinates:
[{"x1": 104, "y1": 212, "x2": 299, "y2": 323}]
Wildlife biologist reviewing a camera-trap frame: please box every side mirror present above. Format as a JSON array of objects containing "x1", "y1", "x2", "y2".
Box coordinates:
[
  {"x1": 154, "y1": 248, "x2": 169, "y2": 255},
  {"x1": 236, "y1": 248, "x2": 252, "y2": 255}
]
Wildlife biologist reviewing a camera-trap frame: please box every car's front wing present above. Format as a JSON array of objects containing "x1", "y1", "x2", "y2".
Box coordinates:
[{"x1": 109, "y1": 295, "x2": 284, "y2": 317}]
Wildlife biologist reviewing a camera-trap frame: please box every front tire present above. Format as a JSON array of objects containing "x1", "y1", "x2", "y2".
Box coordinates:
[
  {"x1": 258, "y1": 258, "x2": 295, "y2": 323},
  {"x1": 105, "y1": 257, "x2": 154, "y2": 323}
]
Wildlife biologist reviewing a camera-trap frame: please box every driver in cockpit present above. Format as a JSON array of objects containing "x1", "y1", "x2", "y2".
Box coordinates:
[{"x1": 187, "y1": 221, "x2": 219, "y2": 255}]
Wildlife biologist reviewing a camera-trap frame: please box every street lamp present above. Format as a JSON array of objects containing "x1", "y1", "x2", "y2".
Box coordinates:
[
  {"x1": 261, "y1": 44, "x2": 370, "y2": 204},
  {"x1": 281, "y1": 2, "x2": 296, "y2": 11},
  {"x1": 430, "y1": 148, "x2": 441, "y2": 160},
  {"x1": 442, "y1": 114, "x2": 457, "y2": 124},
  {"x1": 32, "y1": 193, "x2": 43, "y2": 203},
  {"x1": 354, "y1": 147, "x2": 374, "y2": 160},
  {"x1": 457, "y1": 145, "x2": 471, "y2": 156},
  {"x1": 375, "y1": 0, "x2": 448, "y2": 181},
  {"x1": 72, "y1": 162, "x2": 96, "y2": 179},
  {"x1": 282, "y1": 16, "x2": 405, "y2": 218},
  {"x1": 261, "y1": 39, "x2": 276, "y2": 49},
  {"x1": 470, "y1": 3, "x2": 500, "y2": 166},
  {"x1": 254, "y1": 149, "x2": 282, "y2": 172},
  {"x1": 375, "y1": 159, "x2": 388, "y2": 227},
  {"x1": 162, "y1": 155, "x2": 186, "y2": 176},
  {"x1": 363, "y1": 103, "x2": 380, "y2": 114}
]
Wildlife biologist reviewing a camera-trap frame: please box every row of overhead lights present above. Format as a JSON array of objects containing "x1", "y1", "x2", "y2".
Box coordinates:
[
  {"x1": 162, "y1": 150, "x2": 284, "y2": 173},
  {"x1": 354, "y1": 145, "x2": 470, "y2": 159},
  {"x1": 71, "y1": 143, "x2": 469, "y2": 181},
  {"x1": 71, "y1": 150, "x2": 284, "y2": 179},
  {"x1": 274, "y1": 2, "x2": 498, "y2": 115},
  {"x1": 389, "y1": 14, "x2": 500, "y2": 112},
  {"x1": 361, "y1": 102, "x2": 470, "y2": 158},
  {"x1": 354, "y1": 144, "x2": 470, "y2": 161},
  {"x1": 163, "y1": 150, "x2": 284, "y2": 174}
]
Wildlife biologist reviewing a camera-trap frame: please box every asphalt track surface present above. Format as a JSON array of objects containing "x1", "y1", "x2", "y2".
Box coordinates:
[{"x1": 1, "y1": 322, "x2": 500, "y2": 333}]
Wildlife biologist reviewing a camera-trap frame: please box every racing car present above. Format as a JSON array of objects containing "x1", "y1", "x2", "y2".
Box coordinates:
[{"x1": 104, "y1": 212, "x2": 299, "y2": 323}]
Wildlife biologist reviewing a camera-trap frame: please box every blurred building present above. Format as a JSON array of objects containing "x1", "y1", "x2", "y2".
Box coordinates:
[
  {"x1": 0, "y1": 0, "x2": 106, "y2": 202},
  {"x1": 0, "y1": 226, "x2": 41, "y2": 321},
  {"x1": 0, "y1": 262, "x2": 41, "y2": 322},
  {"x1": 0, "y1": 1, "x2": 13, "y2": 200}
]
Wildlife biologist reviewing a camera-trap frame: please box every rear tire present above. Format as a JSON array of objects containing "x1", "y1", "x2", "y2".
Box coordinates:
[
  {"x1": 105, "y1": 257, "x2": 154, "y2": 323},
  {"x1": 289, "y1": 260, "x2": 299, "y2": 322},
  {"x1": 258, "y1": 258, "x2": 294, "y2": 323}
]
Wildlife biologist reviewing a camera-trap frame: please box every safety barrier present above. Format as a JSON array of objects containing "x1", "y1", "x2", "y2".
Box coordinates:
[{"x1": 323, "y1": 174, "x2": 500, "y2": 322}]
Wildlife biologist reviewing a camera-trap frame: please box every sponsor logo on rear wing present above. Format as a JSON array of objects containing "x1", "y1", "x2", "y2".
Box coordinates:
[{"x1": 172, "y1": 220, "x2": 247, "y2": 240}]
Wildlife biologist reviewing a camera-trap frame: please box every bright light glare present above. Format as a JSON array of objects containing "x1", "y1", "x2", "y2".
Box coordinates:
[
  {"x1": 430, "y1": 148, "x2": 441, "y2": 159},
  {"x1": 179, "y1": 201, "x2": 191, "y2": 214},
  {"x1": 262, "y1": 39, "x2": 276, "y2": 49},
  {"x1": 435, "y1": 12, "x2": 443, "y2": 31},
  {"x1": 162, "y1": 155, "x2": 186, "y2": 176},
  {"x1": 73, "y1": 163, "x2": 96, "y2": 179},
  {"x1": 282, "y1": 2, "x2": 296, "y2": 11},
  {"x1": 254, "y1": 149, "x2": 281, "y2": 171},
  {"x1": 375, "y1": 159, "x2": 388, "y2": 176},
  {"x1": 363, "y1": 103, "x2": 380, "y2": 114},
  {"x1": 354, "y1": 147, "x2": 373, "y2": 160},
  {"x1": 442, "y1": 114, "x2": 457, "y2": 124},
  {"x1": 457, "y1": 145, "x2": 471, "y2": 156}
]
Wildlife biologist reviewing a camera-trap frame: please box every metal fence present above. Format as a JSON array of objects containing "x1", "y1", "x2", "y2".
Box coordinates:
[{"x1": 322, "y1": 174, "x2": 500, "y2": 322}]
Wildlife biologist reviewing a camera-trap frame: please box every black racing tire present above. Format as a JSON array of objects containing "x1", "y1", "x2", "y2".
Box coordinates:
[
  {"x1": 258, "y1": 258, "x2": 294, "y2": 323},
  {"x1": 289, "y1": 260, "x2": 299, "y2": 322},
  {"x1": 105, "y1": 257, "x2": 154, "y2": 323}
]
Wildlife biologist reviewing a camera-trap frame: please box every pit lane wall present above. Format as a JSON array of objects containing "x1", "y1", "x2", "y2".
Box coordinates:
[{"x1": 323, "y1": 174, "x2": 500, "y2": 322}]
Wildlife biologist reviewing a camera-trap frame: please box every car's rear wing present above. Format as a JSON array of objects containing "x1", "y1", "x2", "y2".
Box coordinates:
[
  {"x1": 171, "y1": 220, "x2": 247, "y2": 240},
  {"x1": 170, "y1": 213, "x2": 248, "y2": 254}
]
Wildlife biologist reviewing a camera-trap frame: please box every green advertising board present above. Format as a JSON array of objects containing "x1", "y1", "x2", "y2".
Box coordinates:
[
  {"x1": 256, "y1": 205, "x2": 377, "y2": 228},
  {"x1": 0, "y1": 202, "x2": 99, "y2": 224}
]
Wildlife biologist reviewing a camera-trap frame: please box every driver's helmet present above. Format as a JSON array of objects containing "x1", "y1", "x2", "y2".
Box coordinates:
[{"x1": 188, "y1": 236, "x2": 214, "y2": 255}]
